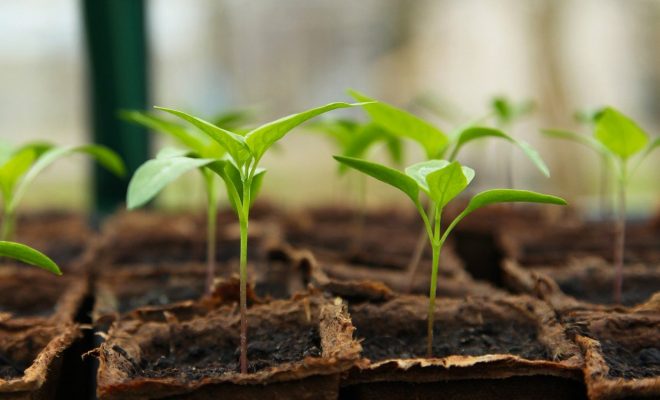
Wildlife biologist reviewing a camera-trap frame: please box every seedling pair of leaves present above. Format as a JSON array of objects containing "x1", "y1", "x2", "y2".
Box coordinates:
[
  {"x1": 543, "y1": 107, "x2": 658, "y2": 303},
  {"x1": 335, "y1": 155, "x2": 566, "y2": 356},
  {"x1": 0, "y1": 141, "x2": 125, "y2": 275},
  {"x1": 127, "y1": 101, "x2": 363, "y2": 374}
]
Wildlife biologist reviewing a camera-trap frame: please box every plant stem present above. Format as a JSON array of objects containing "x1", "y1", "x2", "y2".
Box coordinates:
[
  {"x1": 426, "y1": 205, "x2": 441, "y2": 357},
  {"x1": 406, "y1": 205, "x2": 434, "y2": 293},
  {"x1": 204, "y1": 174, "x2": 218, "y2": 295},
  {"x1": 238, "y1": 177, "x2": 252, "y2": 375},
  {"x1": 613, "y1": 169, "x2": 626, "y2": 304},
  {"x1": 1, "y1": 205, "x2": 15, "y2": 242},
  {"x1": 599, "y1": 156, "x2": 610, "y2": 219}
]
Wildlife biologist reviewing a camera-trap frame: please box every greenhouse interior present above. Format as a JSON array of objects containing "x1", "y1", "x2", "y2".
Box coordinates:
[{"x1": 0, "y1": 1, "x2": 658, "y2": 399}]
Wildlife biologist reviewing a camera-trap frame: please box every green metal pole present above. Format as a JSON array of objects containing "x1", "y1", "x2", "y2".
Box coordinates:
[{"x1": 82, "y1": 0, "x2": 150, "y2": 217}]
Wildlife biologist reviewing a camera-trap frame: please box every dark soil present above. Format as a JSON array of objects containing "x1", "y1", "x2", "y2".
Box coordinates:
[
  {"x1": 136, "y1": 325, "x2": 321, "y2": 379},
  {"x1": 600, "y1": 340, "x2": 660, "y2": 379},
  {"x1": 119, "y1": 284, "x2": 205, "y2": 314},
  {"x1": 349, "y1": 301, "x2": 549, "y2": 363},
  {"x1": 556, "y1": 271, "x2": 660, "y2": 307},
  {"x1": 0, "y1": 271, "x2": 69, "y2": 318},
  {"x1": 357, "y1": 320, "x2": 548, "y2": 362},
  {"x1": 0, "y1": 355, "x2": 25, "y2": 380}
]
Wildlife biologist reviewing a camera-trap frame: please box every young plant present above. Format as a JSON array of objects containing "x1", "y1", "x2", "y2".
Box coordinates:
[
  {"x1": 123, "y1": 109, "x2": 252, "y2": 295},
  {"x1": 0, "y1": 240, "x2": 61, "y2": 275},
  {"x1": 558, "y1": 108, "x2": 657, "y2": 303},
  {"x1": 0, "y1": 142, "x2": 125, "y2": 241},
  {"x1": 154, "y1": 101, "x2": 362, "y2": 374},
  {"x1": 309, "y1": 118, "x2": 403, "y2": 249},
  {"x1": 490, "y1": 96, "x2": 535, "y2": 187},
  {"x1": 334, "y1": 156, "x2": 566, "y2": 356},
  {"x1": 347, "y1": 90, "x2": 550, "y2": 282}
]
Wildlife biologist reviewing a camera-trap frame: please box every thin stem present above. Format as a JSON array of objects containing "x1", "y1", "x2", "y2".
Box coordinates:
[
  {"x1": 204, "y1": 173, "x2": 218, "y2": 295},
  {"x1": 599, "y1": 156, "x2": 610, "y2": 219},
  {"x1": 426, "y1": 204, "x2": 442, "y2": 357},
  {"x1": 406, "y1": 204, "x2": 435, "y2": 293},
  {"x1": 238, "y1": 176, "x2": 252, "y2": 375},
  {"x1": 613, "y1": 165, "x2": 626, "y2": 304},
  {"x1": 1, "y1": 206, "x2": 15, "y2": 242}
]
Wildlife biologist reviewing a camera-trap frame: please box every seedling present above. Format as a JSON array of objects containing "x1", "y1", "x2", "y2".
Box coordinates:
[
  {"x1": 490, "y1": 96, "x2": 535, "y2": 187},
  {"x1": 309, "y1": 118, "x2": 403, "y2": 249},
  {"x1": 348, "y1": 91, "x2": 549, "y2": 282},
  {"x1": 154, "y1": 101, "x2": 362, "y2": 374},
  {"x1": 0, "y1": 142, "x2": 125, "y2": 241},
  {"x1": 547, "y1": 107, "x2": 658, "y2": 303},
  {"x1": 335, "y1": 156, "x2": 566, "y2": 356},
  {"x1": 123, "y1": 109, "x2": 254, "y2": 295},
  {"x1": 0, "y1": 240, "x2": 61, "y2": 275}
]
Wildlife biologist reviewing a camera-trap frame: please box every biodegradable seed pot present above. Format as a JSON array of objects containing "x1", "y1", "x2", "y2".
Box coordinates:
[
  {"x1": 341, "y1": 293, "x2": 586, "y2": 400},
  {"x1": 96, "y1": 295, "x2": 361, "y2": 400}
]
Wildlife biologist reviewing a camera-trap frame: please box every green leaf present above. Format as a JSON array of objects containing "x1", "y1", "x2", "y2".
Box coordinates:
[
  {"x1": 0, "y1": 148, "x2": 38, "y2": 201},
  {"x1": 405, "y1": 160, "x2": 450, "y2": 194},
  {"x1": 121, "y1": 110, "x2": 208, "y2": 153},
  {"x1": 451, "y1": 127, "x2": 549, "y2": 177},
  {"x1": 155, "y1": 107, "x2": 251, "y2": 167},
  {"x1": 426, "y1": 161, "x2": 475, "y2": 208},
  {"x1": 9, "y1": 145, "x2": 125, "y2": 212},
  {"x1": 249, "y1": 169, "x2": 267, "y2": 206},
  {"x1": 0, "y1": 241, "x2": 61, "y2": 275},
  {"x1": 541, "y1": 129, "x2": 609, "y2": 157},
  {"x1": 594, "y1": 107, "x2": 648, "y2": 160},
  {"x1": 464, "y1": 189, "x2": 567, "y2": 215},
  {"x1": 205, "y1": 161, "x2": 266, "y2": 212},
  {"x1": 333, "y1": 155, "x2": 419, "y2": 204},
  {"x1": 308, "y1": 118, "x2": 356, "y2": 150},
  {"x1": 348, "y1": 89, "x2": 448, "y2": 159},
  {"x1": 127, "y1": 156, "x2": 214, "y2": 209},
  {"x1": 155, "y1": 147, "x2": 194, "y2": 159},
  {"x1": 245, "y1": 102, "x2": 361, "y2": 162}
]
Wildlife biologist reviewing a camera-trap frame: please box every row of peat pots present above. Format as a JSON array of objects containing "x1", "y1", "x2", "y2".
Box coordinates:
[{"x1": 0, "y1": 205, "x2": 658, "y2": 399}]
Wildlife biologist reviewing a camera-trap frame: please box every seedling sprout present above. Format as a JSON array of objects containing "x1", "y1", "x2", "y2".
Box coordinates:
[
  {"x1": 154, "y1": 101, "x2": 362, "y2": 374},
  {"x1": 335, "y1": 156, "x2": 566, "y2": 355}
]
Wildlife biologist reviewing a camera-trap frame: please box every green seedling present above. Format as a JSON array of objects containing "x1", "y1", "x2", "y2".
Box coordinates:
[
  {"x1": 309, "y1": 118, "x2": 403, "y2": 249},
  {"x1": 348, "y1": 90, "x2": 549, "y2": 284},
  {"x1": 123, "y1": 109, "x2": 254, "y2": 295},
  {"x1": 543, "y1": 107, "x2": 613, "y2": 217},
  {"x1": 546, "y1": 107, "x2": 658, "y2": 303},
  {"x1": 0, "y1": 142, "x2": 125, "y2": 241},
  {"x1": 0, "y1": 240, "x2": 61, "y2": 275},
  {"x1": 153, "y1": 101, "x2": 362, "y2": 374},
  {"x1": 335, "y1": 156, "x2": 566, "y2": 356}
]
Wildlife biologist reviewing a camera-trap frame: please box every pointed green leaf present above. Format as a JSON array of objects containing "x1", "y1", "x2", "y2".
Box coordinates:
[
  {"x1": 333, "y1": 155, "x2": 419, "y2": 204},
  {"x1": 9, "y1": 145, "x2": 125, "y2": 212},
  {"x1": 464, "y1": 189, "x2": 566, "y2": 215},
  {"x1": 405, "y1": 160, "x2": 450, "y2": 194},
  {"x1": 541, "y1": 129, "x2": 609, "y2": 157},
  {"x1": 155, "y1": 107, "x2": 251, "y2": 166},
  {"x1": 594, "y1": 107, "x2": 648, "y2": 160},
  {"x1": 348, "y1": 89, "x2": 448, "y2": 159},
  {"x1": 246, "y1": 102, "x2": 361, "y2": 162},
  {"x1": 127, "y1": 156, "x2": 214, "y2": 209},
  {"x1": 155, "y1": 147, "x2": 194, "y2": 159},
  {"x1": 426, "y1": 161, "x2": 474, "y2": 207},
  {"x1": 249, "y1": 168, "x2": 267, "y2": 207},
  {"x1": 451, "y1": 127, "x2": 549, "y2": 177},
  {"x1": 0, "y1": 241, "x2": 61, "y2": 275},
  {"x1": 121, "y1": 110, "x2": 209, "y2": 153}
]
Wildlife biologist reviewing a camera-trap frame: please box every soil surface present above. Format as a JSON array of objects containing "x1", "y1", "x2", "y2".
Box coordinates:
[
  {"x1": 0, "y1": 356, "x2": 25, "y2": 380},
  {"x1": 557, "y1": 274, "x2": 660, "y2": 307},
  {"x1": 0, "y1": 271, "x2": 70, "y2": 317},
  {"x1": 136, "y1": 324, "x2": 321, "y2": 378},
  {"x1": 600, "y1": 340, "x2": 660, "y2": 379},
  {"x1": 349, "y1": 300, "x2": 549, "y2": 363}
]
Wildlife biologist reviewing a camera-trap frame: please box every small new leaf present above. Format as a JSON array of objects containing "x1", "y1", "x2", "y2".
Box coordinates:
[
  {"x1": 348, "y1": 90, "x2": 448, "y2": 159},
  {"x1": 245, "y1": 102, "x2": 361, "y2": 162},
  {"x1": 127, "y1": 156, "x2": 215, "y2": 209},
  {"x1": 333, "y1": 155, "x2": 419, "y2": 204},
  {"x1": 121, "y1": 110, "x2": 208, "y2": 154},
  {"x1": 0, "y1": 241, "x2": 61, "y2": 275},
  {"x1": 595, "y1": 107, "x2": 648, "y2": 160},
  {"x1": 464, "y1": 189, "x2": 567, "y2": 215},
  {"x1": 405, "y1": 160, "x2": 450, "y2": 194},
  {"x1": 452, "y1": 127, "x2": 549, "y2": 176},
  {"x1": 426, "y1": 161, "x2": 475, "y2": 208}
]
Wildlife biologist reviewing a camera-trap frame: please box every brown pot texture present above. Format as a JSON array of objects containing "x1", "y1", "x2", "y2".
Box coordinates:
[
  {"x1": 341, "y1": 293, "x2": 586, "y2": 400},
  {"x1": 0, "y1": 267, "x2": 87, "y2": 326},
  {"x1": 0, "y1": 320, "x2": 80, "y2": 399},
  {"x1": 96, "y1": 295, "x2": 361, "y2": 400},
  {"x1": 565, "y1": 306, "x2": 660, "y2": 400},
  {"x1": 502, "y1": 257, "x2": 660, "y2": 311}
]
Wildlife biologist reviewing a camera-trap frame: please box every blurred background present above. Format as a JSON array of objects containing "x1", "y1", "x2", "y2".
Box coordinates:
[{"x1": 1, "y1": 0, "x2": 658, "y2": 216}]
